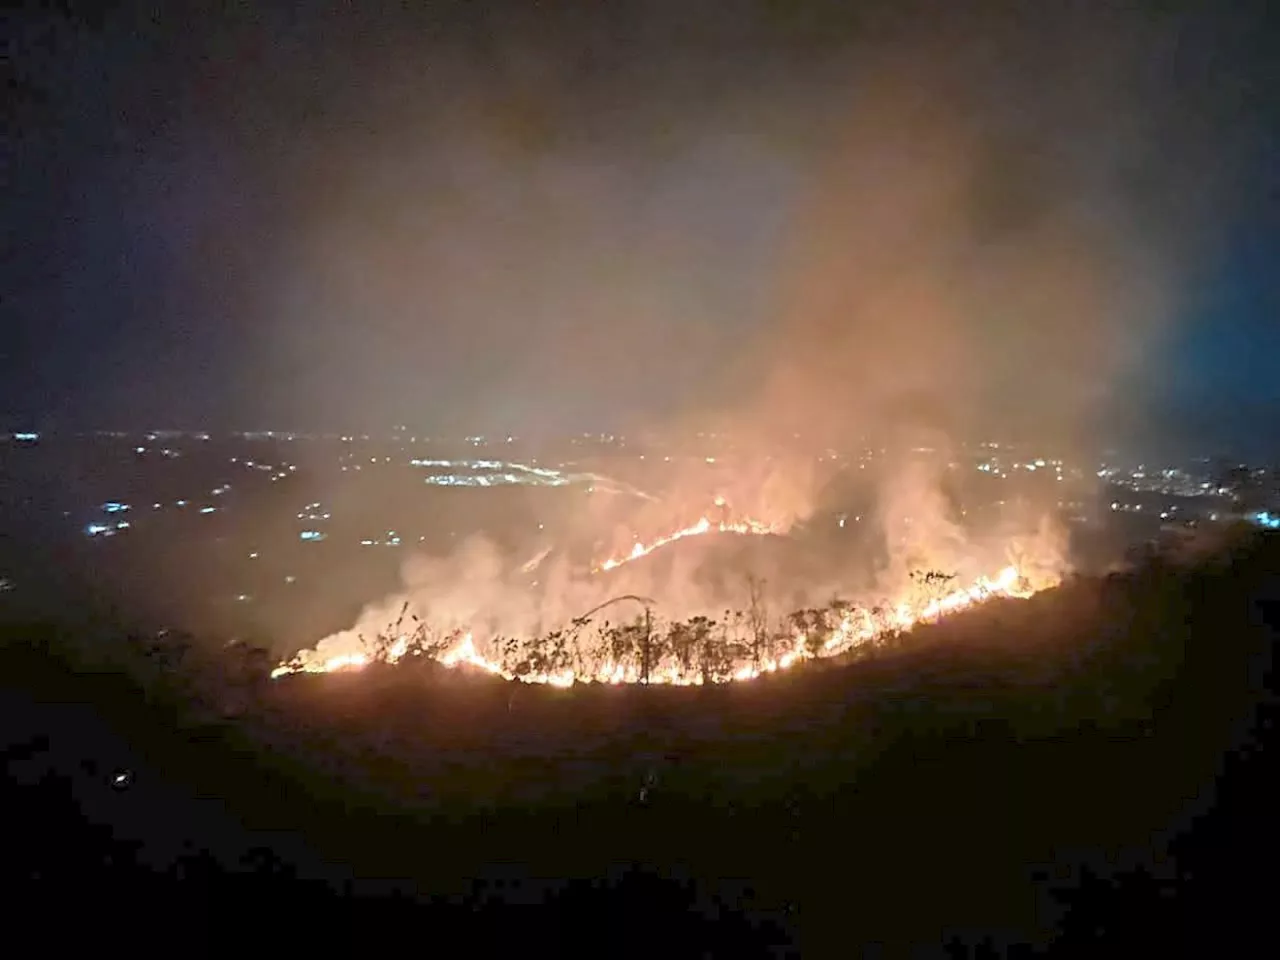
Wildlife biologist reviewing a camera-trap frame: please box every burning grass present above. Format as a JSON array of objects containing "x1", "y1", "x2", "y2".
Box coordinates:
[{"x1": 274, "y1": 530, "x2": 1059, "y2": 686}]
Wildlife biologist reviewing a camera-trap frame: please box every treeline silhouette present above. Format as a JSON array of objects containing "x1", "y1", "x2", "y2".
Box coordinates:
[
  {"x1": 3, "y1": 529, "x2": 1277, "y2": 954},
  {"x1": 283, "y1": 566, "x2": 997, "y2": 684}
]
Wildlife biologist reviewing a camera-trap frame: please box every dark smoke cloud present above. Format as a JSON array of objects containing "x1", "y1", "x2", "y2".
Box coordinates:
[
  {"x1": 4, "y1": 1, "x2": 1268, "y2": 438},
  {"x1": 220, "y1": 3, "x2": 1247, "y2": 454}
]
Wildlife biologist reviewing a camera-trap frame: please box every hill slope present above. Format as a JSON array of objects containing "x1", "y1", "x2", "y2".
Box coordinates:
[{"x1": 3, "y1": 531, "x2": 1277, "y2": 953}]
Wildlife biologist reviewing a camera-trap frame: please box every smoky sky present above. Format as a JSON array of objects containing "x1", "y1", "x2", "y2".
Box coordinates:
[{"x1": 5, "y1": 0, "x2": 1278, "y2": 452}]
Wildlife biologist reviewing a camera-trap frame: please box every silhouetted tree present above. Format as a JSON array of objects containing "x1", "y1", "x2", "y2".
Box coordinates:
[
  {"x1": 910, "y1": 569, "x2": 958, "y2": 611},
  {"x1": 498, "y1": 634, "x2": 522, "y2": 674},
  {"x1": 566, "y1": 615, "x2": 593, "y2": 675},
  {"x1": 619, "y1": 618, "x2": 648, "y2": 676},
  {"x1": 545, "y1": 629, "x2": 571, "y2": 675},
  {"x1": 746, "y1": 574, "x2": 769, "y2": 669},
  {"x1": 695, "y1": 616, "x2": 732, "y2": 682},
  {"x1": 645, "y1": 617, "x2": 671, "y2": 676},
  {"x1": 668, "y1": 620, "x2": 697, "y2": 676},
  {"x1": 787, "y1": 608, "x2": 829, "y2": 658},
  {"x1": 523, "y1": 631, "x2": 552, "y2": 677}
]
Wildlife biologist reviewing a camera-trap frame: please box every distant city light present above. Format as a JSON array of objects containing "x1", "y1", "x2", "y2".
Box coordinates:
[{"x1": 300, "y1": 531, "x2": 326, "y2": 541}]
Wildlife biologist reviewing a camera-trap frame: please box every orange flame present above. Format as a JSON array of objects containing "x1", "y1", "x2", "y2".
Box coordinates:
[
  {"x1": 595, "y1": 515, "x2": 779, "y2": 572},
  {"x1": 271, "y1": 557, "x2": 1053, "y2": 684}
]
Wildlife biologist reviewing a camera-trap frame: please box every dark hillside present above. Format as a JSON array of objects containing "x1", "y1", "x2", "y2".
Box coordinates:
[{"x1": 3, "y1": 532, "x2": 1277, "y2": 954}]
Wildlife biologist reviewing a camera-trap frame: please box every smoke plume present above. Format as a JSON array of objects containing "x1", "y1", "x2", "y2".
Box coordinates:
[{"x1": 271, "y1": 2, "x2": 1246, "y2": 661}]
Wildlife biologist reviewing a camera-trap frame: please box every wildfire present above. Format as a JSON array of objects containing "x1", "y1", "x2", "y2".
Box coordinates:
[
  {"x1": 270, "y1": 557, "x2": 1054, "y2": 685},
  {"x1": 595, "y1": 514, "x2": 780, "y2": 572}
]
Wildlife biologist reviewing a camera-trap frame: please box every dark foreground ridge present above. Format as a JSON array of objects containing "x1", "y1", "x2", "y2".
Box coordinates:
[{"x1": 4, "y1": 531, "x2": 1278, "y2": 955}]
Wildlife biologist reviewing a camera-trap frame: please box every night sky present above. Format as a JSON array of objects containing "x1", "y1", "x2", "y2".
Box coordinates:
[{"x1": 6, "y1": 1, "x2": 1278, "y2": 456}]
